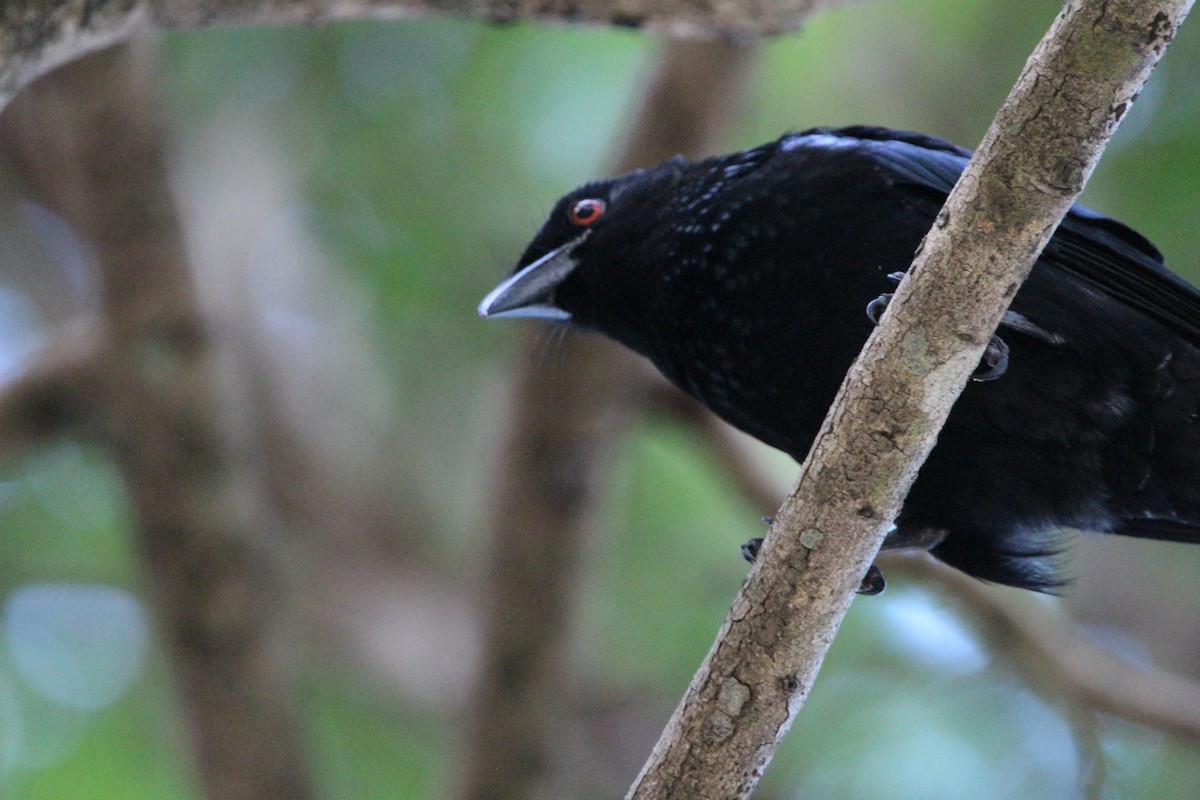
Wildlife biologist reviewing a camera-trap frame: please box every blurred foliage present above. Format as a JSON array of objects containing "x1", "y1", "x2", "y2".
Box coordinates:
[{"x1": 0, "y1": 0, "x2": 1197, "y2": 797}]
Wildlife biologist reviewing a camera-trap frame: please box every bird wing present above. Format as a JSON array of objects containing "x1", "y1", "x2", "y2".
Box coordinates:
[
  {"x1": 805, "y1": 126, "x2": 1200, "y2": 347},
  {"x1": 818, "y1": 127, "x2": 1200, "y2": 544},
  {"x1": 1046, "y1": 212, "x2": 1200, "y2": 344}
]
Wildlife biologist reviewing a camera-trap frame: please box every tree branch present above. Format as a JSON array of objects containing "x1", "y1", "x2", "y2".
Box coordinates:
[
  {"x1": 0, "y1": 322, "x2": 103, "y2": 458},
  {"x1": 626, "y1": 1, "x2": 1194, "y2": 797},
  {"x1": 0, "y1": 0, "x2": 855, "y2": 110},
  {"x1": 0, "y1": 44, "x2": 316, "y2": 800},
  {"x1": 887, "y1": 554, "x2": 1200, "y2": 743}
]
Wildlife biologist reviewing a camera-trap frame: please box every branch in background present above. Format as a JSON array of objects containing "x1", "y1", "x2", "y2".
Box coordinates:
[
  {"x1": 0, "y1": 322, "x2": 102, "y2": 458},
  {"x1": 0, "y1": 45, "x2": 316, "y2": 799},
  {"x1": 887, "y1": 555, "x2": 1200, "y2": 743},
  {"x1": 627, "y1": 2, "x2": 1194, "y2": 797},
  {"x1": 651, "y1": 382, "x2": 1200, "y2": 743},
  {"x1": 458, "y1": 334, "x2": 637, "y2": 800},
  {"x1": 0, "y1": 0, "x2": 847, "y2": 109},
  {"x1": 457, "y1": 37, "x2": 758, "y2": 800},
  {"x1": 645, "y1": 382, "x2": 780, "y2": 513}
]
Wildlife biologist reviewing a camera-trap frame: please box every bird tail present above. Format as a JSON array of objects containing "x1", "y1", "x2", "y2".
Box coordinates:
[{"x1": 930, "y1": 529, "x2": 1068, "y2": 594}]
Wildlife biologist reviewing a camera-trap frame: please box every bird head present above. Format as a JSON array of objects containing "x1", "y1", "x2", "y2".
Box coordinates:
[{"x1": 478, "y1": 160, "x2": 689, "y2": 335}]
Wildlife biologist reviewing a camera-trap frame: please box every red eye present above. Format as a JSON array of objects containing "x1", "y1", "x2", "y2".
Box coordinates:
[{"x1": 569, "y1": 198, "x2": 606, "y2": 226}]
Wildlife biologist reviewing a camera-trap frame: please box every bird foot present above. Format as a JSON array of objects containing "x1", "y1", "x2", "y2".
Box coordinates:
[
  {"x1": 741, "y1": 536, "x2": 763, "y2": 563},
  {"x1": 973, "y1": 334, "x2": 1009, "y2": 381},
  {"x1": 868, "y1": 291, "x2": 1009, "y2": 381},
  {"x1": 740, "y1": 536, "x2": 885, "y2": 596},
  {"x1": 866, "y1": 273, "x2": 907, "y2": 326},
  {"x1": 858, "y1": 564, "x2": 887, "y2": 595},
  {"x1": 865, "y1": 293, "x2": 893, "y2": 325}
]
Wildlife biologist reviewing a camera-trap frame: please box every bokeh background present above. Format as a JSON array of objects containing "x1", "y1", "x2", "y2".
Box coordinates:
[{"x1": 0, "y1": 0, "x2": 1199, "y2": 797}]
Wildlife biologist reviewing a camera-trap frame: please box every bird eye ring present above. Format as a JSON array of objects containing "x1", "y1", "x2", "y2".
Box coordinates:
[{"x1": 569, "y1": 198, "x2": 606, "y2": 227}]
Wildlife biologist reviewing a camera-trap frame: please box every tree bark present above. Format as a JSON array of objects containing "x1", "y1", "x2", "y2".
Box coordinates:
[{"x1": 626, "y1": 1, "x2": 1194, "y2": 797}]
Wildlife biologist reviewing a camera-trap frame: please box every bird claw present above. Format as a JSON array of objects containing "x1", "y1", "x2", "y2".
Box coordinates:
[
  {"x1": 973, "y1": 333, "x2": 1010, "y2": 381},
  {"x1": 866, "y1": 293, "x2": 893, "y2": 325},
  {"x1": 857, "y1": 564, "x2": 886, "y2": 595},
  {"x1": 741, "y1": 537, "x2": 763, "y2": 563},
  {"x1": 859, "y1": 563, "x2": 888, "y2": 594},
  {"x1": 743, "y1": 535, "x2": 885, "y2": 596},
  {"x1": 864, "y1": 274, "x2": 907, "y2": 324},
  {"x1": 873, "y1": 268, "x2": 1012, "y2": 383}
]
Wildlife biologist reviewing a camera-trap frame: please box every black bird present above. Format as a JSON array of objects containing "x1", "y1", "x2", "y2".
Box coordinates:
[{"x1": 479, "y1": 125, "x2": 1200, "y2": 592}]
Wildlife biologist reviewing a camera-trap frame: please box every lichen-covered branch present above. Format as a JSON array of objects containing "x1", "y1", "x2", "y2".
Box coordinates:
[{"x1": 626, "y1": 1, "x2": 1194, "y2": 798}]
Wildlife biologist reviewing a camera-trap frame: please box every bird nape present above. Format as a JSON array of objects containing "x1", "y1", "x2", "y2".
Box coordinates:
[{"x1": 479, "y1": 125, "x2": 1200, "y2": 594}]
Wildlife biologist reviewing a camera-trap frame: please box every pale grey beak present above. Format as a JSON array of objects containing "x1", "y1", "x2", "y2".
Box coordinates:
[{"x1": 478, "y1": 231, "x2": 589, "y2": 321}]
